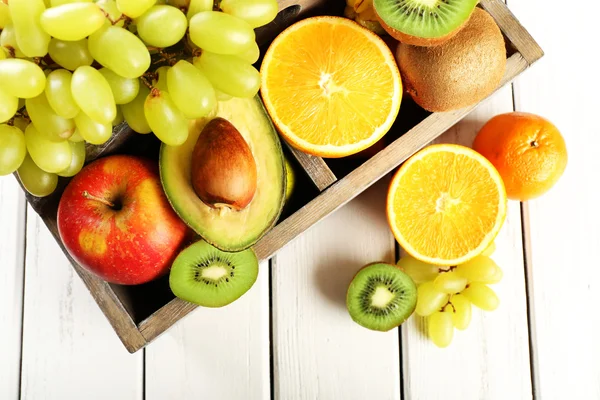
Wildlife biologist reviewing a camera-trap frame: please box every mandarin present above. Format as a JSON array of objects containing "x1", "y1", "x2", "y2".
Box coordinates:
[{"x1": 473, "y1": 112, "x2": 567, "y2": 201}]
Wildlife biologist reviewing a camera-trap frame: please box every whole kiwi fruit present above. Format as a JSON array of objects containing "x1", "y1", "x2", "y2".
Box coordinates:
[{"x1": 396, "y1": 8, "x2": 506, "y2": 112}]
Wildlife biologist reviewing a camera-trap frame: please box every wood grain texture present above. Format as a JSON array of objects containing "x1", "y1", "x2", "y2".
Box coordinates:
[
  {"x1": 285, "y1": 142, "x2": 337, "y2": 191},
  {"x1": 146, "y1": 262, "x2": 270, "y2": 400},
  {"x1": 401, "y1": 85, "x2": 533, "y2": 399},
  {"x1": 510, "y1": 1, "x2": 600, "y2": 398},
  {"x1": 271, "y1": 179, "x2": 400, "y2": 400},
  {"x1": 137, "y1": 53, "x2": 532, "y2": 347},
  {"x1": 20, "y1": 209, "x2": 143, "y2": 400},
  {"x1": 0, "y1": 178, "x2": 26, "y2": 400}
]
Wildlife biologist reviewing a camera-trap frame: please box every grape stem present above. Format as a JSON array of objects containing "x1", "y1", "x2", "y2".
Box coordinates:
[
  {"x1": 140, "y1": 73, "x2": 155, "y2": 90},
  {"x1": 82, "y1": 191, "x2": 115, "y2": 208}
]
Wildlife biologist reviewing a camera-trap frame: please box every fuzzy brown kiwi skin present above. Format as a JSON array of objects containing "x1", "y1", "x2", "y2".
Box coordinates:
[
  {"x1": 376, "y1": 10, "x2": 471, "y2": 47},
  {"x1": 396, "y1": 8, "x2": 506, "y2": 112}
]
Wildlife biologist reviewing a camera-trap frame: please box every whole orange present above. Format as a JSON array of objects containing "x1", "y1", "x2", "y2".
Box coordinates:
[{"x1": 472, "y1": 112, "x2": 567, "y2": 201}]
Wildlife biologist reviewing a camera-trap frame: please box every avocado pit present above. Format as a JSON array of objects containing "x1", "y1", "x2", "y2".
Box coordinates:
[{"x1": 191, "y1": 117, "x2": 258, "y2": 211}]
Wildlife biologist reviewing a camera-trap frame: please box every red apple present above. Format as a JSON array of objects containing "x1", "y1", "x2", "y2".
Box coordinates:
[{"x1": 57, "y1": 155, "x2": 188, "y2": 285}]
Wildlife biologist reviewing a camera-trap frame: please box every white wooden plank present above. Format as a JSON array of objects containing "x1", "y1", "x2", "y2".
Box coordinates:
[
  {"x1": 146, "y1": 261, "x2": 270, "y2": 400},
  {"x1": 272, "y1": 179, "x2": 400, "y2": 400},
  {"x1": 0, "y1": 177, "x2": 26, "y2": 400},
  {"x1": 509, "y1": 1, "x2": 600, "y2": 398},
  {"x1": 20, "y1": 208, "x2": 143, "y2": 400},
  {"x1": 401, "y1": 86, "x2": 533, "y2": 399}
]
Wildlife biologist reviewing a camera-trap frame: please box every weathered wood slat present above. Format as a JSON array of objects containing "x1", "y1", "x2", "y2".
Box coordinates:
[
  {"x1": 285, "y1": 142, "x2": 337, "y2": 191},
  {"x1": 510, "y1": 0, "x2": 600, "y2": 397},
  {"x1": 0, "y1": 178, "x2": 26, "y2": 400},
  {"x1": 20, "y1": 210, "x2": 144, "y2": 399},
  {"x1": 145, "y1": 262, "x2": 270, "y2": 400},
  {"x1": 401, "y1": 85, "x2": 533, "y2": 399},
  {"x1": 272, "y1": 180, "x2": 400, "y2": 400}
]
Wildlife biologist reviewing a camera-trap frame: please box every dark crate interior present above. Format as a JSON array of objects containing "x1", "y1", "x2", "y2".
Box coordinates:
[{"x1": 17, "y1": 0, "x2": 523, "y2": 326}]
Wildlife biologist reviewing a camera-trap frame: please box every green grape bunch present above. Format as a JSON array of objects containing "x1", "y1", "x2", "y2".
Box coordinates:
[
  {"x1": 0, "y1": 0, "x2": 279, "y2": 198},
  {"x1": 398, "y1": 243, "x2": 503, "y2": 348}
]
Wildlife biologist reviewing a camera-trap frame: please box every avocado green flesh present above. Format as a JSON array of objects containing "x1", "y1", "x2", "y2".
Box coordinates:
[{"x1": 160, "y1": 96, "x2": 286, "y2": 252}]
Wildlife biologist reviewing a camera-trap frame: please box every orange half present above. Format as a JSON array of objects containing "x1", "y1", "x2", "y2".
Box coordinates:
[
  {"x1": 387, "y1": 144, "x2": 507, "y2": 266},
  {"x1": 260, "y1": 16, "x2": 402, "y2": 158}
]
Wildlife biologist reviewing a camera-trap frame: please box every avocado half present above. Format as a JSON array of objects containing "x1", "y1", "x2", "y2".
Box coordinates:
[{"x1": 159, "y1": 96, "x2": 286, "y2": 252}]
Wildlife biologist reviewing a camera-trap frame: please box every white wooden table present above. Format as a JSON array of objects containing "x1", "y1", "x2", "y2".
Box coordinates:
[{"x1": 2, "y1": 2, "x2": 599, "y2": 399}]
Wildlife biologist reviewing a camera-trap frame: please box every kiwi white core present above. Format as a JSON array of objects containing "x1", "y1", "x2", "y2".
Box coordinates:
[
  {"x1": 202, "y1": 265, "x2": 229, "y2": 280},
  {"x1": 372, "y1": 286, "x2": 395, "y2": 308},
  {"x1": 414, "y1": 0, "x2": 438, "y2": 7}
]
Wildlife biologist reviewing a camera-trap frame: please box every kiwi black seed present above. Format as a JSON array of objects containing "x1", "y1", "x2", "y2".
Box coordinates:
[
  {"x1": 169, "y1": 239, "x2": 259, "y2": 307},
  {"x1": 346, "y1": 262, "x2": 417, "y2": 331},
  {"x1": 373, "y1": 0, "x2": 479, "y2": 46},
  {"x1": 397, "y1": 8, "x2": 506, "y2": 112}
]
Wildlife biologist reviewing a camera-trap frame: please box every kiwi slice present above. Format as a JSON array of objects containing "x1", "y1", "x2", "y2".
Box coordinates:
[
  {"x1": 169, "y1": 240, "x2": 259, "y2": 307},
  {"x1": 346, "y1": 262, "x2": 417, "y2": 331},
  {"x1": 373, "y1": 0, "x2": 479, "y2": 46}
]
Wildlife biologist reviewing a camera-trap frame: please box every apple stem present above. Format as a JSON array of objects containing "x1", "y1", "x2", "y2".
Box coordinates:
[{"x1": 82, "y1": 191, "x2": 115, "y2": 208}]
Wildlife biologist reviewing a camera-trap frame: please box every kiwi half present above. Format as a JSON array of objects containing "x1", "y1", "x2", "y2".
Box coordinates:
[
  {"x1": 346, "y1": 262, "x2": 417, "y2": 331},
  {"x1": 397, "y1": 8, "x2": 506, "y2": 112},
  {"x1": 169, "y1": 240, "x2": 259, "y2": 307},
  {"x1": 373, "y1": 0, "x2": 479, "y2": 46}
]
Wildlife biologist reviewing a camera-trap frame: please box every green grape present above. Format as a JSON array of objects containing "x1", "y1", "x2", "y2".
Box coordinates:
[
  {"x1": 0, "y1": 48, "x2": 6, "y2": 60},
  {"x1": 152, "y1": 66, "x2": 170, "y2": 91},
  {"x1": 98, "y1": 68, "x2": 139, "y2": 105},
  {"x1": 238, "y1": 41, "x2": 260, "y2": 64},
  {"x1": 484, "y1": 264, "x2": 503, "y2": 284},
  {"x1": 481, "y1": 242, "x2": 496, "y2": 257},
  {"x1": 397, "y1": 256, "x2": 439, "y2": 284},
  {"x1": 121, "y1": 84, "x2": 151, "y2": 133},
  {"x1": 69, "y1": 129, "x2": 85, "y2": 142},
  {"x1": 214, "y1": 89, "x2": 232, "y2": 101},
  {"x1": 51, "y1": 0, "x2": 93, "y2": 5},
  {"x1": 57, "y1": 140, "x2": 86, "y2": 177},
  {"x1": 462, "y1": 283, "x2": 499, "y2": 311},
  {"x1": 0, "y1": 59, "x2": 46, "y2": 98},
  {"x1": 136, "y1": 5, "x2": 187, "y2": 48},
  {"x1": 0, "y1": 124, "x2": 26, "y2": 175},
  {"x1": 24, "y1": 123, "x2": 72, "y2": 173},
  {"x1": 26, "y1": 93, "x2": 75, "y2": 141},
  {"x1": 0, "y1": 24, "x2": 26, "y2": 58},
  {"x1": 74, "y1": 112, "x2": 112, "y2": 144},
  {"x1": 17, "y1": 154, "x2": 58, "y2": 197},
  {"x1": 220, "y1": 0, "x2": 278, "y2": 28},
  {"x1": 189, "y1": 11, "x2": 254, "y2": 55},
  {"x1": 450, "y1": 294, "x2": 471, "y2": 330},
  {"x1": 415, "y1": 282, "x2": 449, "y2": 317},
  {"x1": 144, "y1": 88, "x2": 188, "y2": 146},
  {"x1": 0, "y1": 2, "x2": 11, "y2": 30},
  {"x1": 428, "y1": 309, "x2": 454, "y2": 348},
  {"x1": 88, "y1": 25, "x2": 151, "y2": 79},
  {"x1": 167, "y1": 60, "x2": 215, "y2": 119},
  {"x1": 45, "y1": 69, "x2": 80, "y2": 119},
  {"x1": 187, "y1": 0, "x2": 212, "y2": 20},
  {"x1": 40, "y1": 3, "x2": 106, "y2": 41},
  {"x1": 71, "y1": 66, "x2": 116, "y2": 124},
  {"x1": 48, "y1": 38, "x2": 94, "y2": 71},
  {"x1": 456, "y1": 256, "x2": 501, "y2": 284},
  {"x1": 113, "y1": 106, "x2": 124, "y2": 126},
  {"x1": 433, "y1": 271, "x2": 468, "y2": 294},
  {"x1": 196, "y1": 51, "x2": 260, "y2": 98},
  {"x1": 116, "y1": 0, "x2": 156, "y2": 18},
  {"x1": 8, "y1": 0, "x2": 50, "y2": 57},
  {"x1": 95, "y1": 0, "x2": 124, "y2": 26},
  {"x1": 0, "y1": 88, "x2": 18, "y2": 123}
]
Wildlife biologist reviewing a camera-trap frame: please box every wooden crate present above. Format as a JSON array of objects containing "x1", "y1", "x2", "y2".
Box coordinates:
[{"x1": 16, "y1": 0, "x2": 543, "y2": 353}]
